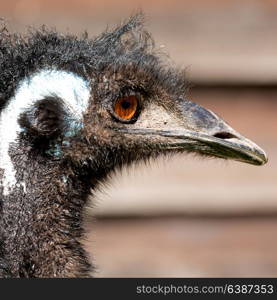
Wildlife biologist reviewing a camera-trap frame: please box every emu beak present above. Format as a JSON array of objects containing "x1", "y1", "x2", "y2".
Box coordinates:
[
  {"x1": 118, "y1": 100, "x2": 268, "y2": 166},
  {"x1": 159, "y1": 100, "x2": 268, "y2": 166}
]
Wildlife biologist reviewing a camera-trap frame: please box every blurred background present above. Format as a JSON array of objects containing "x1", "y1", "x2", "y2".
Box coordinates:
[{"x1": 2, "y1": 0, "x2": 276, "y2": 277}]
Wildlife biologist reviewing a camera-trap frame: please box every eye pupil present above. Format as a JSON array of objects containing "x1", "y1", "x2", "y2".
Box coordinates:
[{"x1": 121, "y1": 101, "x2": 131, "y2": 109}]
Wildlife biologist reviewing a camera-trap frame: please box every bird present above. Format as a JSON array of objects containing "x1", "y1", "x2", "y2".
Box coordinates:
[{"x1": 0, "y1": 14, "x2": 267, "y2": 277}]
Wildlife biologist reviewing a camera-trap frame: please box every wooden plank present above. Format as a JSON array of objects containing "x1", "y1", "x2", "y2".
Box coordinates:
[{"x1": 85, "y1": 216, "x2": 277, "y2": 277}]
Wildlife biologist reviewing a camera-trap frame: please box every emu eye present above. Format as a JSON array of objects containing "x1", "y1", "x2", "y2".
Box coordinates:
[{"x1": 113, "y1": 95, "x2": 139, "y2": 122}]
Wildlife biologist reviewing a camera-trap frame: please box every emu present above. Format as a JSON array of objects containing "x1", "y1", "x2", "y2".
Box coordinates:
[{"x1": 0, "y1": 15, "x2": 267, "y2": 277}]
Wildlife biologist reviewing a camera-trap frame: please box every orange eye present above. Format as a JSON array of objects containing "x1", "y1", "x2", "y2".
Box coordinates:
[{"x1": 113, "y1": 95, "x2": 139, "y2": 121}]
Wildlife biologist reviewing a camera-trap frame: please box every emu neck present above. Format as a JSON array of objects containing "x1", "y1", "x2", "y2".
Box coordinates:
[{"x1": 0, "y1": 146, "x2": 93, "y2": 277}]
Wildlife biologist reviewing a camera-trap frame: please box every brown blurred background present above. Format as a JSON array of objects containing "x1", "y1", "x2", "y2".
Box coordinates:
[{"x1": 2, "y1": 0, "x2": 277, "y2": 277}]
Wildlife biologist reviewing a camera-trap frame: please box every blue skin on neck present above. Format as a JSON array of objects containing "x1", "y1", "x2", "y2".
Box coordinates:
[{"x1": 46, "y1": 120, "x2": 84, "y2": 158}]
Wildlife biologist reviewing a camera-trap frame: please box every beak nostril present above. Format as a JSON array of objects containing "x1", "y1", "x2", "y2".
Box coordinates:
[{"x1": 213, "y1": 132, "x2": 237, "y2": 140}]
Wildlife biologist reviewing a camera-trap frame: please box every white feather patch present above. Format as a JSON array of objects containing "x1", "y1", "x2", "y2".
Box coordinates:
[{"x1": 0, "y1": 69, "x2": 91, "y2": 196}]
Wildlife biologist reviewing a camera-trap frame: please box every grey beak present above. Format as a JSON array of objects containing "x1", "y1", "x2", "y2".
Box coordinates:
[{"x1": 172, "y1": 100, "x2": 268, "y2": 165}]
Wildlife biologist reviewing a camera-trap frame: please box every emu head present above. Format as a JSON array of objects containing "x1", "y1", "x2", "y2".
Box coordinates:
[{"x1": 0, "y1": 14, "x2": 267, "y2": 195}]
